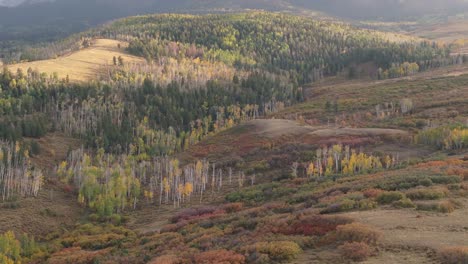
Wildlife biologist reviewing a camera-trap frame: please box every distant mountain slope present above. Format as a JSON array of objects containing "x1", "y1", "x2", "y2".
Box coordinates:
[
  {"x1": 0, "y1": 0, "x2": 296, "y2": 42},
  {"x1": 1, "y1": 0, "x2": 468, "y2": 43}
]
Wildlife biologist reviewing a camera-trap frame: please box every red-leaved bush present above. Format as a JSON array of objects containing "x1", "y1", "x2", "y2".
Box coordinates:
[
  {"x1": 170, "y1": 206, "x2": 226, "y2": 223},
  {"x1": 291, "y1": 215, "x2": 352, "y2": 236},
  {"x1": 269, "y1": 214, "x2": 353, "y2": 236},
  {"x1": 223, "y1": 203, "x2": 244, "y2": 213}
]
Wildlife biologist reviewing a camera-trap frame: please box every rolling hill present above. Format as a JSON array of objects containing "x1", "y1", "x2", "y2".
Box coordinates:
[{"x1": 1, "y1": 0, "x2": 468, "y2": 43}]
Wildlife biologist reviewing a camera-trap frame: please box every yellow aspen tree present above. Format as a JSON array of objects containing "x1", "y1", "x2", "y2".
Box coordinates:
[
  {"x1": 306, "y1": 162, "x2": 315, "y2": 179},
  {"x1": 325, "y1": 156, "x2": 334, "y2": 176}
]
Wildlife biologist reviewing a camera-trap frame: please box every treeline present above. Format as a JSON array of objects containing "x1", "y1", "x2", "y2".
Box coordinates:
[
  {"x1": 99, "y1": 13, "x2": 449, "y2": 84},
  {"x1": 51, "y1": 72, "x2": 299, "y2": 154},
  {"x1": 1, "y1": 37, "x2": 93, "y2": 64},
  {"x1": 0, "y1": 116, "x2": 48, "y2": 141},
  {"x1": 0, "y1": 66, "x2": 300, "y2": 155},
  {"x1": 416, "y1": 125, "x2": 468, "y2": 150}
]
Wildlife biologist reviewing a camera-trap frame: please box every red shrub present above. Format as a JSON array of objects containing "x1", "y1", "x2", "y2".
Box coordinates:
[
  {"x1": 62, "y1": 184, "x2": 75, "y2": 193},
  {"x1": 275, "y1": 215, "x2": 353, "y2": 236},
  {"x1": 223, "y1": 203, "x2": 244, "y2": 213},
  {"x1": 193, "y1": 249, "x2": 246, "y2": 264},
  {"x1": 339, "y1": 242, "x2": 372, "y2": 262},
  {"x1": 171, "y1": 206, "x2": 225, "y2": 223},
  {"x1": 446, "y1": 168, "x2": 468, "y2": 180}
]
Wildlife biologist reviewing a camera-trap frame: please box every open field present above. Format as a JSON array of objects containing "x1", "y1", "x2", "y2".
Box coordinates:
[
  {"x1": 412, "y1": 20, "x2": 468, "y2": 44},
  {"x1": 9, "y1": 39, "x2": 146, "y2": 82}
]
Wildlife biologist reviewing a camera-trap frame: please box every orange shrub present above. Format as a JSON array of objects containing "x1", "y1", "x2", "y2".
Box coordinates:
[
  {"x1": 447, "y1": 168, "x2": 468, "y2": 180},
  {"x1": 47, "y1": 247, "x2": 110, "y2": 264},
  {"x1": 339, "y1": 242, "x2": 372, "y2": 262},
  {"x1": 438, "y1": 201, "x2": 456, "y2": 213},
  {"x1": 193, "y1": 249, "x2": 246, "y2": 264},
  {"x1": 363, "y1": 188, "x2": 384, "y2": 198},
  {"x1": 438, "y1": 247, "x2": 468, "y2": 264},
  {"x1": 336, "y1": 223, "x2": 382, "y2": 245}
]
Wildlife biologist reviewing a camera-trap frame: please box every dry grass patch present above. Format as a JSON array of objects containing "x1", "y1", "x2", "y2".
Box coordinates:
[
  {"x1": 9, "y1": 39, "x2": 145, "y2": 82},
  {"x1": 438, "y1": 246, "x2": 468, "y2": 264}
]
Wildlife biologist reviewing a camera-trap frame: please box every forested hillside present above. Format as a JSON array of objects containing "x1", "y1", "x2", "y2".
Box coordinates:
[
  {"x1": 0, "y1": 11, "x2": 467, "y2": 264},
  {"x1": 14, "y1": 13, "x2": 452, "y2": 85}
]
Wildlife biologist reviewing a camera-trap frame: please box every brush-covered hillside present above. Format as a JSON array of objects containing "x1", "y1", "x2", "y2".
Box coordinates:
[{"x1": 0, "y1": 11, "x2": 467, "y2": 264}]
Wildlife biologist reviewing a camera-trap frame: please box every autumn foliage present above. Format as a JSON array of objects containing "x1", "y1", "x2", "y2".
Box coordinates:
[
  {"x1": 193, "y1": 250, "x2": 245, "y2": 264},
  {"x1": 336, "y1": 223, "x2": 382, "y2": 245}
]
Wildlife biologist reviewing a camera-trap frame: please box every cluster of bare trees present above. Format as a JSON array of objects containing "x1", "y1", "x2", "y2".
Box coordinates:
[
  {"x1": 375, "y1": 98, "x2": 414, "y2": 119},
  {"x1": 102, "y1": 56, "x2": 248, "y2": 89},
  {"x1": 58, "y1": 148, "x2": 248, "y2": 214},
  {"x1": 50, "y1": 98, "x2": 126, "y2": 138},
  {"x1": 0, "y1": 141, "x2": 42, "y2": 201}
]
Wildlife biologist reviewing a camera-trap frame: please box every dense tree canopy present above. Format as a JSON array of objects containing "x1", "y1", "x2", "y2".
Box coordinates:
[{"x1": 100, "y1": 13, "x2": 449, "y2": 84}]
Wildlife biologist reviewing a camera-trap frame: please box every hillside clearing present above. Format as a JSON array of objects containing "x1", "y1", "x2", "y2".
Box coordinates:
[
  {"x1": 248, "y1": 119, "x2": 408, "y2": 138},
  {"x1": 9, "y1": 39, "x2": 145, "y2": 82},
  {"x1": 342, "y1": 205, "x2": 468, "y2": 250}
]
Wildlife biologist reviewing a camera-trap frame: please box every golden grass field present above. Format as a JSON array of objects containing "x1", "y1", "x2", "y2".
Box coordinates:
[{"x1": 9, "y1": 39, "x2": 145, "y2": 82}]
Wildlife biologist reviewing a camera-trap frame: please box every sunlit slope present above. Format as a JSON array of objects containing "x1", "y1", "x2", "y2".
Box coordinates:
[{"x1": 9, "y1": 39, "x2": 145, "y2": 82}]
